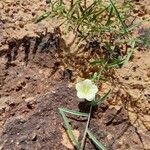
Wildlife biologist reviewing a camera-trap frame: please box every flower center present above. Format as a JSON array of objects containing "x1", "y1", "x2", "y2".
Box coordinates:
[{"x1": 82, "y1": 85, "x2": 90, "y2": 95}]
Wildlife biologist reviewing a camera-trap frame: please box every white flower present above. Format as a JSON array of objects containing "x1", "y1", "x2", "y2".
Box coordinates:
[{"x1": 75, "y1": 79, "x2": 98, "y2": 101}]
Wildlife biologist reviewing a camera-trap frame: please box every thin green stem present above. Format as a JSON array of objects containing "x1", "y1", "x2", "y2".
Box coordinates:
[
  {"x1": 80, "y1": 105, "x2": 92, "y2": 150},
  {"x1": 97, "y1": 61, "x2": 108, "y2": 82}
]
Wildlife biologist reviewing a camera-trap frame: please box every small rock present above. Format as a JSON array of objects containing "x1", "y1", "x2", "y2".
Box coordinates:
[
  {"x1": 0, "y1": 97, "x2": 17, "y2": 111},
  {"x1": 144, "y1": 77, "x2": 150, "y2": 82},
  {"x1": 107, "y1": 133, "x2": 113, "y2": 140},
  {"x1": 25, "y1": 75, "x2": 30, "y2": 80},
  {"x1": 26, "y1": 102, "x2": 33, "y2": 109},
  {"x1": 123, "y1": 75, "x2": 129, "y2": 80},
  {"x1": 21, "y1": 94, "x2": 26, "y2": 99},
  {"x1": 30, "y1": 133, "x2": 37, "y2": 141},
  {"x1": 25, "y1": 97, "x2": 35, "y2": 103},
  {"x1": 19, "y1": 22, "x2": 24, "y2": 28},
  {"x1": 15, "y1": 85, "x2": 22, "y2": 92},
  {"x1": 20, "y1": 81, "x2": 26, "y2": 86},
  {"x1": 7, "y1": 101, "x2": 16, "y2": 107},
  {"x1": 147, "y1": 71, "x2": 150, "y2": 78}
]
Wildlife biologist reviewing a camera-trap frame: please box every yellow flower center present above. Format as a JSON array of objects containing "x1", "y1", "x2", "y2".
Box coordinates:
[{"x1": 81, "y1": 84, "x2": 90, "y2": 95}]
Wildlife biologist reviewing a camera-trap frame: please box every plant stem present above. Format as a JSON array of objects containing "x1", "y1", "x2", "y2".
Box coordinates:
[{"x1": 80, "y1": 105, "x2": 92, "y2": 150}]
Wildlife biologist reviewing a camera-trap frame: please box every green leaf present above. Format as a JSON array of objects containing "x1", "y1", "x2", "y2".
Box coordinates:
[
  {"x1": 92, "y1": 72, "x2": 107, "y2": 82},
  {"x1": 106, "y1": 6, "x2": 113, "y2": 26},
  {"x1": 127, "y1": 18, "x2": 150, "y2": 32},
  {"x1": 92, "y1": 72, "x2": 98, "y2": 81},
  {"x1": 123, "y1": 38, "x2": 136, "y2": 66},
  {"x1": 123, "y1": 48, "x2": 134, "y2": 66},
  {"x1": 98, "y1": 76, "x2": 107, "y2": 81},
  {"x1": 109, "y1": 0, "x2": 127, "y2": 33},
  {"x1": 90, "y1": 59, "x2": 105, "y2": 66},
  {"x1": 87, "y1": 129, "x2": 107, "y2": 150},
  {"x1": 59, "y1": 108, "x2": 88, "y2": 117},
  {"x1": 104, "y1": 42, "x2": 113, "y2": 52},
  {"x1": 59, "y1": 108, "x2": 80, "y2": 149},
  {"x1": 106, "y1": 59, "x2": 125, "y2": 68},
  {"x1": 92, "y1": 5, "x2": 110, "y2": 20},
  {"x1": 97, "y1": 89, "x2": 111, "y2": 105},
  {"x1": 92, "y1": 89, "x2": 111, "y2": 106},
  {"x1": 79, "y1": 4, "x2": 84, "y2": 16},
  {"x1": 35, "y1": 12, "x2": 51, "y2": 23}
]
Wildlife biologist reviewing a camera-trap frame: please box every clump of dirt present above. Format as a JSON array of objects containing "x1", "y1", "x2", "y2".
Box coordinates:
[{"x1": 0, "y1": 28, "x2": 62, "y2": 100}]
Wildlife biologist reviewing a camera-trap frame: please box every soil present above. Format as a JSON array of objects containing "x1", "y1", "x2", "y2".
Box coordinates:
[{"x1": 0, "y1": 0, "x2": 150, "y2": 150}]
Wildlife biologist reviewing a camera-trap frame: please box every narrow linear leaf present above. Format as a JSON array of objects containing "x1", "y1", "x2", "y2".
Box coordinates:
[
  {"x1": 106, "y1": 6, "x2": 113, "y2": 26},
  {"x1": 79, "y1": 4, "x2": 84, "y2": 16},
  {"x1": 105, "y1": 42, "x2": 113, "y2": 52},
  {"x1": 106, "y1": 59, "x2": 125, "y2": 68},
  {"x1": 97, "y1": 89, "x2": 111, "y2": 105},
  {"x1": 92, "y1": 72, "x2": 107, "y2": 82},
  {"x1": 109, "y1": 0, "x2": 127, "y2": 33},
  {"x1": 59, "y1": 108, "x2": 80, "y2": 149},
  {"x1": 90, "y1": 59, "x2": 105, "y2": 66},
  {"x1": 87, "y1": 129, "x2": 107, "y2": 150},
  {"x1": 92, "y1": 89, "x2": 111, "y2": 106},
  {"x1": 127, "y1": 18, "x2": 150, "y2": 32},
  {"x1": 59, "y1": 108, "x2": 88, "y2": 117},
  {"x1": 92, "y1": 72, "x2": 98, "y2": 81},
  {"x1": 123, "y1": 39, "x2": 136, "y2": 66},
  {"x1": 123, "y1": 48, "x2": 134, "y2": 66},
  {"x1": 98, "y1": 76, "x2": 107, "y2": 81},
  {"x1": 35, "y1": 12, "x2": 51, "y2": 23},
  {"x1": 93, "y1": 5, "x2": 110, "y2": 20}
]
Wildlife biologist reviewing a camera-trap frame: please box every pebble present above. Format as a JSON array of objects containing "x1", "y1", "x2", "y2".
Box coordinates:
[
  {"x1": 21, "y1": 94, "x2": 26, "y2": 99},
  {"x1": 25, "y1": 97, "x2": 35, "y2": 103},
  {"x1": 30, "y1": 133, "x2": 37, "y2": 141},
  {"x1": 147, "y1": 71, "x2": 150, "y2": 78},
  {"x1": 25, "y1": 75, "x2": 30, "y2": 80},
  {"x1": 123, "y1": 75, "x2": 129, "y2": 80},
  {"x1": 144, "y1": 77, "x2": 150, "y2": 82},
  {"x1": 19, "y1": 22, "x2": 24, "y2": 28}
]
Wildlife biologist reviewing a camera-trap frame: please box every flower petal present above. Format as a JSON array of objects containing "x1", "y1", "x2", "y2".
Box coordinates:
[{"x1": 76, "y1": 79, "x2": 98, "y2": 101}]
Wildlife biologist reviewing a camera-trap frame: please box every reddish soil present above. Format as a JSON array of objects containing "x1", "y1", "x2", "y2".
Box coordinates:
[
  {"x1": 0, "y1": 80, "x2": 147, "y2": 150},
  {"x1": 0, "y1": 0, "x2": 150, "y2": 150}
]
